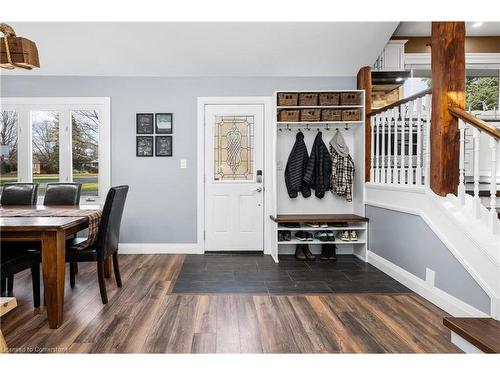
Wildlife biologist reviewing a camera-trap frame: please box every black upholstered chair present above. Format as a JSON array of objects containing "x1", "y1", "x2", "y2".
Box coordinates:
[
  {"x1": 0, "y1": 183, "x2": 40, "y2": 306},
  {"x1": 1, "y1": 252, "x2": 40, "y2": 307},
  {"x1": 0, "y1": 183, "x2": 38, "y2": 205},
  {"x1": 65, "y1": 185, "x2": 129, "y2": 304},
  {"x1": 43, "y1": 183, "x2": 82, "y2": 205}
]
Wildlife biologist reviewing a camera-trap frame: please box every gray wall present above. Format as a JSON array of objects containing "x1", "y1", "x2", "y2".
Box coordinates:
[
  {"x1": 366, "y1": 205, "x2": 491, "y2": 314},
  {"x1": 2, "y1": 75, "x2": 355, "y2": 243}
]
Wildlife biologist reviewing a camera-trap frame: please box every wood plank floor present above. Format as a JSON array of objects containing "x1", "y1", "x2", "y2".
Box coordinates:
[{"x1": 0, "y1": 254, "x2": 461, "y2": 353}]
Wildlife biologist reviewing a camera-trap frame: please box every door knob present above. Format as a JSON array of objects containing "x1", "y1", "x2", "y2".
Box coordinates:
[{"x1": 255, "y1": 187, "x2": 262, "y2": 192}]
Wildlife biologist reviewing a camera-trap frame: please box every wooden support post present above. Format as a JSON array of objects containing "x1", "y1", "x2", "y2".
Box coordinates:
[
  {"x1": 430, "y1": 22, "x2": 465, "y2": 196},
  {"x1": 357, "y1": 66, "x2": 372, "y2": 182}
]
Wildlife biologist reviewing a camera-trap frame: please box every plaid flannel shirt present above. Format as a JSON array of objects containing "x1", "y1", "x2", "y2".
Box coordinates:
[{"x1": 330, "y1": 146, "x2": 355, "y2": 202}]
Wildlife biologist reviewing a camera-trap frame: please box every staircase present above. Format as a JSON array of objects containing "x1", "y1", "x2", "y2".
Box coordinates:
[{"x1": 365, "y1": 89, "x2": 500, "y2": 320}]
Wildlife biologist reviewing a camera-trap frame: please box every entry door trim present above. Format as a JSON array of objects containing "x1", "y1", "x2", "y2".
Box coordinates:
[{"x1": 197, "y1": 97, "x2": 273, "y2": 254}]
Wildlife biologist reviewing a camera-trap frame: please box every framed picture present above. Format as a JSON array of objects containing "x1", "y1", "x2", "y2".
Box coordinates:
[
  {"x1": 136, "y1": 136, "x2": 154, "y2": 157},
  {"x1": 155, "y1": 113, "x2": 173, "y2": 134},
  {"x1": 136, "y1": 113, "x2": 154, "y2": 134},
  {"x1": 155, "y1": 136, "x2": 173, "y2": 157}
]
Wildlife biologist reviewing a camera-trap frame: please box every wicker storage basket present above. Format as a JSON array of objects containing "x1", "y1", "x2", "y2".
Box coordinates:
[
  {"x1": 298, "y1": 93, "x2": 319, "y2": 106},
  {"x1": 340, "y1": 92, "x2": 362, "y2": 105},
  {"x1": 321, "y1": 109, "x2": 342, "y2": 121},
  {"x1": 279, "y1": 109, "x2": 300, "y2": 122},
  {"x1": 342, "y1": 109, "x2": 361, "y2": 121},
  {"x1": 277, "y1": 93, "x2": 298, "y2": 106},
  {"x1": 300, "y1": 108, "x2": 321, "y2": 122},
  {"x1": 319, "y1": 93, "x2": 340, "y2": 106}
]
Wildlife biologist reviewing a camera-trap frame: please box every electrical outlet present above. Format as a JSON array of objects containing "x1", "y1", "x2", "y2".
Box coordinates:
[
  {"x1": 425, "y1": 268, "x2": 435, "y2": 286},
  {"x1": 180, "y1": 159, "x2": 187, "y2": 169}
]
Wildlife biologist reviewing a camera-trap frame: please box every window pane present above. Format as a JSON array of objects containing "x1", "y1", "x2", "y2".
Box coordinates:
[
  {"x1": 0, "y1": 111, "x2": 18, "y2": 186},
  {"x1": 32, "y1": 111, "x2": 59, "y2": 195},
  {"x1": 466, "y1": 69, "x2": 499, "y2": 111},
  {"x1": 214, "y1": 115, "x2": 254, "y2": 181},
  {"x1": 72, "y1": 110, "x2": 99, "y2": 197}
]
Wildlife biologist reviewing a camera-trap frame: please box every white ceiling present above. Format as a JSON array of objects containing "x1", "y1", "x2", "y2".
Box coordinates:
[
  {"x1": 2, "y1": 22, "x2": 398, "y2": 77},
  {"x1": 394, "y1": 22, "x2": 500, "y2": 37}
]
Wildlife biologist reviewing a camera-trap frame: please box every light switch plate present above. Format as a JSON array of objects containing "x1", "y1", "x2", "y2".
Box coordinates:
[{"x1": 180, "y1": 159, "x2": 187, "y2": 169}]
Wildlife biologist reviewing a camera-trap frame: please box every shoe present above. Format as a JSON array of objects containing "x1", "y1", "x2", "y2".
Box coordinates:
[
  {"x1": 283, "y1": 223, "x2": 300, "y2": 228},
  {"x1": 320, "y1": 245, "x2": 330, "y2": 261},
  {"x1": 328, "y1": 244, "x2": 337, "y2": 260},
  {"x1": 305, "y1": 232, "x2": 314, "y2": 241},
  {"x1": 326, "y1": 231, "x2": 335, "y2": 242},
  {"x1": 340, "y1": 231, "x2": 350, "y2": 241},
  {"x1": 305, "y1": 223, "x2": 319, "y2": 228},
  {"x1": 302, "y1": 244, "x2": 316, "y2": 261},
  {"x1": 295, "y1": 244, "x2": 307, "y2": 260},
  {"x1": 278, "y1": 231, "x2": 291, "y2": 242},
  {"x1": 330, "y1": 222, "x2": 348, "y2": 228},
  {"x1": 278, "y1": 231, "x2": 284, "y2": 242},
  {"x1": 319, "y1": 223, "x2": 329, "y2": 228},
  {"x1": 294, "y1": 231, "x2": 307, "y2": 241},
  {"x1": 349, "y1": 231, "x2": 358, "y2": 242},
  {"x1": 314, "y1": 231, "x2": 330, "y2": 242}
]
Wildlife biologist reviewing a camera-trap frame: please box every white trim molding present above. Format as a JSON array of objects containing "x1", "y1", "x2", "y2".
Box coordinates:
[
  {"x1": 119, "y1": 243, "x2": 203, "y2": 254},
  {"x1": 196, "y1": 96, "x2": 273, "y2": 255},
  {"x1": 405, "y1": 52, "x2": 500, "y2": 68},
  {"x1": 367, "y1": 251, "x2": 489, "y2": 318}
]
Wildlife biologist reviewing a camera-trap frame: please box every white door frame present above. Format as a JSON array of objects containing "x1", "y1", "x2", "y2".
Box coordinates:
[{"x1": 197, "y1": 96, "x2": 273, "y2": 254}]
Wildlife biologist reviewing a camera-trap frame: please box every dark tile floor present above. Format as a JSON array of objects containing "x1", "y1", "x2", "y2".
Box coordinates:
[{"x1": 171, "y1": 254, "x2": 412, "y2": 294}]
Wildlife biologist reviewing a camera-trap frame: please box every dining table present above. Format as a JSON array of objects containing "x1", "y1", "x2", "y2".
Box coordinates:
[{"x1": 0, "y1": 205, "x2": 108, "y2": 329}]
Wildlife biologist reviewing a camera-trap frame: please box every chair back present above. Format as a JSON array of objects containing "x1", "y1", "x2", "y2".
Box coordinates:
[
  {"x1": 44, "y1": 183, "x2": 82, "y2": 205},
  {"x1": 95, "y1": 185, "x2": 129, "y2": 260},
  {"x1": 0, "y1": 183, "x2": 39, "y2": 205}
]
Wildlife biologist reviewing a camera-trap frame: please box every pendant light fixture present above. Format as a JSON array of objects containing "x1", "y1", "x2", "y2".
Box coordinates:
[{"x1": 0, "y1": 23, "x2": 40, "y2": 70}]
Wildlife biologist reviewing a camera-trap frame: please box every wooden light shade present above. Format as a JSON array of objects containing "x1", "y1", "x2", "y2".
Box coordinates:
[{"x1": 0, "y1": 23, "x2": 40, "y2": 70}]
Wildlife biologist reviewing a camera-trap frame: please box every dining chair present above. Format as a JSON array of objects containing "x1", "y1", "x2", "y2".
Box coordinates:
[
  {"x1": 43, "y1": 183, "x2": 82, "y2": 205},
  {"x1": 0, "y1": 183, "x2": 40, "y2": 307},
  {"x1": 65, "y1": 185, "x2": 129, "y2": 304},
  {"x1": 0, "y1": 183, "x2": 38, "y2": 205},
  {"x1": 43, "y1": 183, "x2": 83, "y2": 277}
]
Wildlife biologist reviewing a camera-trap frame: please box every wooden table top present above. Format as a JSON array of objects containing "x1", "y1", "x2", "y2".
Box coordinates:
[{"x1": 0, "y1": 216, "x2": 88, "y2": 231}]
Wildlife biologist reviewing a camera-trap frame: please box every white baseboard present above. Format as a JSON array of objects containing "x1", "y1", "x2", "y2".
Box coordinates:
[
  {"x1": 119, "y1": 243, "x2": 203, "y2": 254},
  {"x1": 367, "y1": 250, "x2": 489, "y2": 318}
]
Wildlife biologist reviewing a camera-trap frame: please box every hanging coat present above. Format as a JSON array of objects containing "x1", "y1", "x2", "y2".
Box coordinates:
[
  {"x1": 329, "y1": 130, "x2": 355, "y2": 202},
  {"x1": 284, "y1": 131, "x2": 311, "y2": 198},
  {"x1": 303, "y1": 131, "x2": 332, "y2": 199}
]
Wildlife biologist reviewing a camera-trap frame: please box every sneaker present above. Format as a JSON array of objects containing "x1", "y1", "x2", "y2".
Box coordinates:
[
  {"x1": 305, "y1": 232, "x2": 314, "y2": 241},
  {"x1": 319, "y1": 223, "x2": 329, "y2": 228},
  {"x1": 349, "y1": 231, "x2": 358, "y2": 242},
  {"x1": 340, "y1": 231, "x2": 350, "y2": 241},
  {"x1": 283, "y1": 223, "x2": 300, "y2": 228},
  {"x1": 326, "y1": 231, "x2": 336, "y2": 242},
  {"x1": 305, "y1": 223, "x2": 319, "y2": 228},
  {"x1": 314, "y1": 231, "x2": 330, "y2": 242},
  {"x1": 294, "y1": 231, "x2": 308, "y2": 241},
  {"x1": 278, "y1": 231, "x2": 291, "y2": 242},
  {"x1": 330, "y1": 222, "x2": 348, "y2": 228}
]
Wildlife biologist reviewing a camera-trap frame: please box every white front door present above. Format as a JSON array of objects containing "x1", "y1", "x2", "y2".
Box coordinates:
[{"x1": 204, "y1": 104, "x2": 264, "y2": 251}]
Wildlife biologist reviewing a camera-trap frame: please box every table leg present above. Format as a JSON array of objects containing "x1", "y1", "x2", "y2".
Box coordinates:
[
  {"x1": 41, "y1": 230, "x2": 66, "y2": 329},
  {"x1": 104, "y1": 257, "x2": 112, "y2": 279}
]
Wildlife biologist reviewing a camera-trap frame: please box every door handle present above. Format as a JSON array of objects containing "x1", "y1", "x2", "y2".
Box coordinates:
[{"x1": 255, "y1": 187, "x2": 263, "y2": 193}]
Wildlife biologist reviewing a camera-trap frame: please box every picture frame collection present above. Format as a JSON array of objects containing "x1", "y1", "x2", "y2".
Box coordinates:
[{"x1": 136, "y1": 113, "x2": 173, "y2": 157}]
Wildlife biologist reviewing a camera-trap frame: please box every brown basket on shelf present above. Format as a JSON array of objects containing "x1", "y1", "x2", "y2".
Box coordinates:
[
  {"x1": 278, "y1": 109, "x2": 300, "y2": 122},
  {"x1": 342, "y1": 109, "x2": 361, "y2": 121},
  {"x1": 321, "y1": 109, "x2": 342, "y2": 121},
  {"x1": 298, "y1": 93, "x2": 318, "y2": 106},
  {"x1": 319, "y1": 93, "x2": 340, "y2": 106},
  {"x1": 340, "y1": 92, "x2": 362, "y2": 105},
  {"x1": 277, "y1": 93, "x2": 298, "y2": 106},
  {"x1": 300, "y1": 108, "x2": 321, "y2": 122}
]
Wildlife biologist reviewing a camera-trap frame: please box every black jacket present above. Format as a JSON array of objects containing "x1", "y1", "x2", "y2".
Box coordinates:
[
  {"x1": 303, "y1": 131, "x2": 332, "y2": 198},
  {"x1": 285, "y1": 131, "x2": 311, "y2": 198}
]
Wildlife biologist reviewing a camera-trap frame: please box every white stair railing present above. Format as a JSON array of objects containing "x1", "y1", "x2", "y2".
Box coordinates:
[
  {"x1": 451, "y1": 106, "x2": 500, "y2": 235},
  {"x1": 368, "y1": 89, "x2": 432, "y2": 186}
]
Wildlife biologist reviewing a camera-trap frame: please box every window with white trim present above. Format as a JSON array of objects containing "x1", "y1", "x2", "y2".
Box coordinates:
[{"x1": 0, "y1": 98, "x2": 110, "y2": 203}]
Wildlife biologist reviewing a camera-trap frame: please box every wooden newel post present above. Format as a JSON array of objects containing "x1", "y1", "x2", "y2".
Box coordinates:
[
  {"x1": 357, "y1": 66, "x2": 372, "y2": 182},
  {"x1": 430, "y1": 22, "x2": 466, "y2": 196}
]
